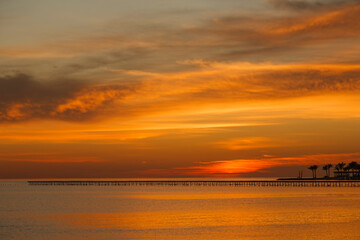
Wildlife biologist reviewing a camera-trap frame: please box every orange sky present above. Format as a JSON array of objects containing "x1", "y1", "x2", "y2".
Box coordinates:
[{"x1": 0, "y1": 0, "x2": 360, "y2": 178}]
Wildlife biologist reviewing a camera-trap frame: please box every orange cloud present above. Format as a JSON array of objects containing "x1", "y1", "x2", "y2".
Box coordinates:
[
  {"x1": 4, "y1": 103, "x2": 29, "y2": 120},
  {"x1": 214, "y1": 137, "x2": 277, "y2": 150},
  {"x1": 55, "y1": 86, "x2": 125, "y2": 114},
  {"x1": 272, "y1": 4, "x2": 360, "y2": 37},
  {"x1": 1, "y1": 61, "x2": 360, "y2": 123}
]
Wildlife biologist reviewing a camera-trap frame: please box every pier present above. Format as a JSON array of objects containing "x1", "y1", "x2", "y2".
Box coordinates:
[{"x1": 28, "y1": 180, "x2": 360, "y2": 187}]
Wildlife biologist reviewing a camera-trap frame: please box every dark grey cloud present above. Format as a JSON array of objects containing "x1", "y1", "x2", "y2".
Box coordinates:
[
  {"x1": 0, "y1": 74, "x2": 83, "y2": 104},
  {"x1": 0, "y1": 74, "x2": 136, "y2": 123},
  {"x1": 268, "y1": 0, "x2": 360, "y2": 11},
  {"x1": 268, "y1": 0, "x2": 325, "y2": 10}
]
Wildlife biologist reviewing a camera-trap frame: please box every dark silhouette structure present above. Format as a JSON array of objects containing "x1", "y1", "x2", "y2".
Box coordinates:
[
  {"x1": 322, "y1": 164, "x2": 333, "y2": 178},
  {"x1": 323, "y1": 165, "x2": 328, "y2": 177},
  {"x1": 308, "y1": 165, "x2": 318, "y2": 178},
  {"x1": 304, "y1": 162, "x2": 360, "y2": 180},
  {"x1": 334, "y1": 161, "x2": 360, "y2": 180}
]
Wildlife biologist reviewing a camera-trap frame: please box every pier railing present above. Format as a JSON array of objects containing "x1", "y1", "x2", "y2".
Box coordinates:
[{"x1": 28, "y1": 180, "x2": 360, "y2": 187}]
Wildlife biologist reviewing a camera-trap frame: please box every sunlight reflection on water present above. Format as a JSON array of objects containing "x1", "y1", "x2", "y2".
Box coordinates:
[{"x1": 1, "y1": 180, "x2": 360, "y2": 240}]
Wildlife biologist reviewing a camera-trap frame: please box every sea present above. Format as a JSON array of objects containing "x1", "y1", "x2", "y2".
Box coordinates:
[{"x1": 1, "y1": 179, "x2": 360, "y2": 240}]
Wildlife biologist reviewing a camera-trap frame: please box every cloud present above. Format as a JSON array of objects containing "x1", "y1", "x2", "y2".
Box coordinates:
[
  {"x1": 119, "y1": 61, "x2": 360, "y2": 103},
  {"x1": 1, "y1": 61, "x2": 360, "y2": 123},
  {"x1": 186, "y1": 2, "x2": 360, "y2": 59},
  {"x1": 2, "y1": 1, "x2": 359, "y2": 74},
  {"x1": 268, "y1": 4, "x2": 360, "y2": 38},
  {"x1": 0, "y1": 74, "x2": 137, "y2": 122},
  {"x1": 214, "y1": 137, "x2": 278, "y2": 150},
  {"x1": 268, "y1": 0, "x2": 326, "y2": 10},
  {"x1": 0, "y1": 34, "x2": 160, "y2": 59},
  {"x1": 267, "y1": 0, "x2": 358, "y2": 11}
]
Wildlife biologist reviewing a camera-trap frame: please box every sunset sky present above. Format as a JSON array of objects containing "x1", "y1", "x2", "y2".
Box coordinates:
[{"x1": 1, "y1": 0, "x2": 360, "y2": 178}]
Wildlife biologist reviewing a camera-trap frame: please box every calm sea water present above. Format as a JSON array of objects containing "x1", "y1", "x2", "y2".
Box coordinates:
[{"x1": 1, "y1": 179, "x2": 360, "y2": 240}]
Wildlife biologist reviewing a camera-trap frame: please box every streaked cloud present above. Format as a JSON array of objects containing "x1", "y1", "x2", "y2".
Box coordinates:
[
  {"x1": 267, "y1": 0, "x2": 358, "y2": 11},
  {"x1": 214, "y1": 137, "x2": 278, "y2": 150},
  {"x1": 1, "y1": 61, "x2": 360, "y2": 123},
  {"x1": 0, "y1": 0, "x2": 359, "y2": 178},
  {"x1": 185, "y1": 2, "x2": 360, "y2": 60}
]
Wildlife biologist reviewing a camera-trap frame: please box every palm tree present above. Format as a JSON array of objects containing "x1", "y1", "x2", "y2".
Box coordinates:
[
  {"x1": 347, "y1": 162, "x2": 359, "y2": 179},
  {"x1": 313, "y1": 165, "x2": 318, "y2": 178},
  {"x1": 344, "y1": 165, "x2": 351, "y2": 179},
  {"x1": 323, "y1": 165, "x2": 329, "y2": 178},
  {"x1": 308, "y1": 166, "x2": 314, "y2": 178},
  {"x1": 308, "y1": 165, "x2": 318, "y2": 179},
  {"x1": 327, "y1": 164, "x2": 333, "y2": 178},
  {"x1": 355, "y1": 163, "x2": 360, "y2": 179},
  {"x1": 339, "y1": 162, "x2": 346, "y2": 170},
  {"x1": 335, "y1": 164, "x2": 340, "y2": 172},
  {"x1": 335, "y1": 162, "x2": 346, "y2": 178}
]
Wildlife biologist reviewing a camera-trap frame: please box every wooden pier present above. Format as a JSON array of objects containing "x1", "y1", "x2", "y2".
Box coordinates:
[{"x1": 28, "y1": 180, "x2": 360, "y2": 187}]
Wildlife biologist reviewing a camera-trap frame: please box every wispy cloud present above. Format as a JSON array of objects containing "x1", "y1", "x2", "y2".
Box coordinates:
[
  {"x1": 3, "y1": 2, "x2": 359, "y2": 63},
  {"x1": 186, "y1": 2, "x2": 360, "y2": 59},
  {"x1": 214, "y1": 137, "x2": 278, "y2": 150},
  {"x1": 1, "y1": 61, "x2": 360, "y2": 123},
  {"x1": 267, "y1": 0, "x2": 357, "y2": 11}
]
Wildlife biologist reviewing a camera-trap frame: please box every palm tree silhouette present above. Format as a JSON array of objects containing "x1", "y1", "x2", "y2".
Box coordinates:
[
  {"x1": 338, "y1": 162, "x2": 346, "y2": 170},
  {"x1": 344, "y1": 165, "x2": 351, "y2": 179},
  {"x1": 347, "y1": 162, "x2": 359, "y2": 179},
  {"x1": 322, "y1": 165, "x2": 328, "y2": 178},
  {"x1": 308, "y1": 165, "x2": 318, "y2": 179},
  {"x1": 335, "y1": 162, "x2": 346, "y2": 179},
  {"x1": 327, "y1": 164, "x2": 333, "y2": 178},
  {"x1": 355, "y1": 163, "x2": 360, "y2": 179}
]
